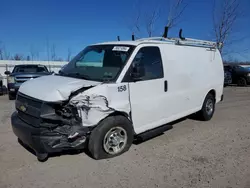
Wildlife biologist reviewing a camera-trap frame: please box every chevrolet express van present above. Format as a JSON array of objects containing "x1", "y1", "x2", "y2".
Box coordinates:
[{"x1": 11, "y1": 36, "x2": 224, "y2": 162}]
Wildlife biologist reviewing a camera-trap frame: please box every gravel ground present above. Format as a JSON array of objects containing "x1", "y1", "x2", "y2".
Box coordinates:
[{"x1": 0, "y1": 87, "x2": 250, "y2": 188}]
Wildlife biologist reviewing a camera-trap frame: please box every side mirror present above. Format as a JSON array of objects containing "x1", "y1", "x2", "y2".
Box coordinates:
[
  {"x1": 4, "y1": 71, "x2": 10, "y2": 75},
  {"x1": 131, "y1": 62, "x2": 145, "y2": 81}
]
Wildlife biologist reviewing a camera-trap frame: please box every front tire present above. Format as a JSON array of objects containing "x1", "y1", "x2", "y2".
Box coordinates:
[
  {"x1": 198, "y1": 93, "x2": 215, "y2": 121},
  {"x1": 88, "y1": 115, "x2": 134, "y2": 160}
]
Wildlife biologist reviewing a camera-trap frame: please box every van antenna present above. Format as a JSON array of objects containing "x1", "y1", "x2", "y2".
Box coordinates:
[
  {"x1": 117, "y1": 36, "x2": 120, "y2": 41},
  {"x1": 162, "y1": 26, "x2": 168, "y2": 38},
  {"x1": 132, "y1": 34, "x2": 135, "y2": 41},
  {"x1": 179, "y1": 29, "x2": 185, "y2": 40}
]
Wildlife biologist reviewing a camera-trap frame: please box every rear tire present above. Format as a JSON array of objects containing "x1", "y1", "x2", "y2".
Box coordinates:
[
  {"x1": 88, "y1": 115, "x2": 134, "y2": 160},
  {"x1": 237, "y1": 77, "x2": 247, "y2": 87},
  {"x1": 198, "y1": 93, "x2": 215, "y2": 121}
]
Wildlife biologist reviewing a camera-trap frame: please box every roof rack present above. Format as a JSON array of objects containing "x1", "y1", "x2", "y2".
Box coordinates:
[
  {"x1": 136, "y1": 28, "x2": 222, "y2": 49},
  {"x1": 136, "y1": 37, "x2": 220, "y2": 49}
]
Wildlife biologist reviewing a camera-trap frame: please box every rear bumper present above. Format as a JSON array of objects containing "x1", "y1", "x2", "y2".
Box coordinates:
[{"x1": 11, "y1": 112, "x2": 87, "y2": 154}]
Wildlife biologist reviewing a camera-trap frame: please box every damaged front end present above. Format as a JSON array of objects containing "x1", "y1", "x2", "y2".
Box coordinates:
[{"x1": 13, "y1": 90, "x2": 94, "y2": 154}]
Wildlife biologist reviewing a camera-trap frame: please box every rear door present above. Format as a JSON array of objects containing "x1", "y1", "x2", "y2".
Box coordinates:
[{"x1": 122, "y1": 45, "x2": 169, "y2": 134}]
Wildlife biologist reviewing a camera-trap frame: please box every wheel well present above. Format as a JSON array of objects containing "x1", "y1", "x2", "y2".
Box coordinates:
[
  {"x1": 208, "y1": 89, "x2": 216, "y2": 100},
  {"x1": 106, "y1": 111, "x2": 135, "y2": 134},
  {"x1": 107, "y1": 111, "x2": 130, "y2": 119}
]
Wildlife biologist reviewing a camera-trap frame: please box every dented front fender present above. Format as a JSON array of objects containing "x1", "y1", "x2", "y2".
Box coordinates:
[{"x1": 69, "y1": 83, "x2": 131, "y2": 127}]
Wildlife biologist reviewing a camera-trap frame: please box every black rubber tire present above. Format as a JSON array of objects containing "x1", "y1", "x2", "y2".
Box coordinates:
[
  {"x1": 36, "y1": 153, "x2": 48, "y2": 162},
  {"x1": 237, "y1": 77, "x2": 247, "y2": 87},
  {"x1": 88, "y1": 115, "x2": 134, "y2": 160},
  {"x1": 198, "y1": 93, "x2": 215, "y2": 121},
  {"x1": 8, "y1": 93, "x2": 16, "y2": 100}
]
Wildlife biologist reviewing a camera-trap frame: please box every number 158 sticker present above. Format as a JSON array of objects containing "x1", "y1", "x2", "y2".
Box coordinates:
[{"x1": 118, "y1": 85, "x2": 127, "y2": 92}]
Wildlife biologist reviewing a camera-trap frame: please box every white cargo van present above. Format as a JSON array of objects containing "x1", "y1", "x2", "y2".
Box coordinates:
[{"x1": 11, "y1": 34, "x2": 224, "y2": 161}]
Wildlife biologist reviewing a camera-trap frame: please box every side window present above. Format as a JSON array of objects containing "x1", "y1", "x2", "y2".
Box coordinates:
[{"x1": 125, "y1": 46, "x2": 163, "y2": 82}]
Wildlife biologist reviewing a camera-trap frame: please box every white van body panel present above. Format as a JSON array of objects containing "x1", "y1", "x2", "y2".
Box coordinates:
[{"x1": 117, "y1": 43, "x2": 224, "y2": 134}]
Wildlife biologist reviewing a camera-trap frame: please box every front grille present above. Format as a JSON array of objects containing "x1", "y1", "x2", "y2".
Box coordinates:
[
  {"x1": 16, "y1": 93, "x2": 43, "y2": 127},
  {"x1": 16, "y1": 93, "x2": 42, "y2": 109},
  {"x1": 16, "y1": 80, "x2": 26, "y2": 84},
  {"x1": 15, "y1": 76, "x2": 39, "y2": 84}
]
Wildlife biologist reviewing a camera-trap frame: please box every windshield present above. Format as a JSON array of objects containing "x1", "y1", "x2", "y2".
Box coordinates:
[
  {"x1": 60, "y1": 45, "x2": 135, "y2": 82},
  {"x1": 13, "y1": 65, "x2": 48, "y2": 73}
]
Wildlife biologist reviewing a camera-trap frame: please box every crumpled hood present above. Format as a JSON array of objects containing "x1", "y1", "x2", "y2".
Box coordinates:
[{"x1": 18, "y1": 75, "x2": 101, "y2": 102}]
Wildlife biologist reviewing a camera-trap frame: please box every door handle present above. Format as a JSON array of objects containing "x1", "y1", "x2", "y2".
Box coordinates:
[{"x1": 164, "y1": 80, "x2": 168, "y2": 92}]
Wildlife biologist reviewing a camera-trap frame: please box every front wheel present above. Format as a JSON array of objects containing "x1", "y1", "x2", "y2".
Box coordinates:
[{"x1": 88, "y1": 115, "x2": 134, "y2": 160}]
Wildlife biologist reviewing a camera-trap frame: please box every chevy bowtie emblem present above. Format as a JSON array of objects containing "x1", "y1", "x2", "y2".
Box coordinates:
[{"x1": 19, "y1": 104, "x2": 27, "y2": 112}]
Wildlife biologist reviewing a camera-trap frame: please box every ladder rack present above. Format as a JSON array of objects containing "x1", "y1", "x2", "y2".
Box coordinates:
[{"x1": 136, "y1": 37, "x2": 221, "y2": 49}]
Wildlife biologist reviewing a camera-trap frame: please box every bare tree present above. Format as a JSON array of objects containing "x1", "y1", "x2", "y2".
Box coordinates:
[
  {"x1": 67, "y1": 48, "x2": 72, "y2": 62},
  {"x1": 0, "y1": 41, "x2": 3, "y2": 60},
  {"x1": 145, "y1": 9, "x2": 160, "y2": 37},
  {"x1": 165, "y1": 0, "x2": 188, "y2": 37},
  {"x1": 13, "y1": 54, "x2": 23, "y2": 61},
  {"x1": 213, "y1": 0, "x2": 242, "y2": 54},
  {"x1": 127, "y1": 0, "x2": 142, "y2": 38},
  {"x1": 129, "y1": 0, "x2": 187, "y2": 38},
  {"x1": 46, "y1": 37, "x2": 50, "y2": 62},
  {"x1": 0, "y1": 41, "x2": 11, "y2": 60},
  {"x1": 4, "y1": 51, "x2": 11, "y2": 60},
  {"x1": 51, "y1": 44, "x2": 56, "y2": 61},
  {"x1": 30, "y1": 45, "x2": 39, "y2": 61}
]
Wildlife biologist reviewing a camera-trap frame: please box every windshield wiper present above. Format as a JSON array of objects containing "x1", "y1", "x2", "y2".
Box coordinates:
[{"x1": 59, "y1": 71, "x2": 91, "y2": 80}]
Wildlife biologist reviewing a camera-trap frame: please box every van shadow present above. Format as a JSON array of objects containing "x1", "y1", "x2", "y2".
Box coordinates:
[
  {"x1": 133, "y1": 117, "x2": 186, "y2": 145},
  {"x1": 17, "y1": 138, "x2": 87, "y2": 160},
  {"x1": 133, "y1": 113, "x2": 203, "y2": 145},
  {"x1": 17, "y1": 114, "x2": 202, "y2": 161}
]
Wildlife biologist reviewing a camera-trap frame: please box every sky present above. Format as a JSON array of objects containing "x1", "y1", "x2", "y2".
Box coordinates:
[{"x1": 0, "y1": 0, "x2": 250, "y2": 61}]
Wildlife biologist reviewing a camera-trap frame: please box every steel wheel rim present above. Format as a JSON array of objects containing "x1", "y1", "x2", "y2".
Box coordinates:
[
  {"x1": 205, "y1": 99, "x2": 214, "y2": 115},
  {"x1": 103, "y1": 127, "x2": 127, "y2": 155}
]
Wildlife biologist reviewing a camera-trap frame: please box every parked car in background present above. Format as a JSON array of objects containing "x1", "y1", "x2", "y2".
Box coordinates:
[
  {"x1": 225, "y1": 65, "x2": 250, "y2": 87},
  {"x1": 223, "y1": 65, "x2": 232, "y2": 87},
  {"x1": 0, "y1": 73, "x2": 3, "y2": 95},
  {"x1": 4, "y1": 64, "x2": 52, "y2": 100}
]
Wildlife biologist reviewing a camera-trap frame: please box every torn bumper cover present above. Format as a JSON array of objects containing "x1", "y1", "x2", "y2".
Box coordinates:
[{"x1": 11, "y1": 111, "x2": 90, "y2": 154}]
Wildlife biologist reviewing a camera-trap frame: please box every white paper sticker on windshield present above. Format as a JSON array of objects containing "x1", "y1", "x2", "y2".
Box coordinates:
[{"x1": 112, "y1": 46, "x2": 130, "y2": 52}]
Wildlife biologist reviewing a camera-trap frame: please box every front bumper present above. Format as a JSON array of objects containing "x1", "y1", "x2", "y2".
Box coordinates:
[{"x1": 11, "y1": 112, "x2": 87, "y2": 154}]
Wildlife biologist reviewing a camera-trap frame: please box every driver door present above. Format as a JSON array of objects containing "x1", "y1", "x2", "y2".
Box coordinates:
[{"x1": 123, "y1": 46, "x2": 168, "y2": 134}]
